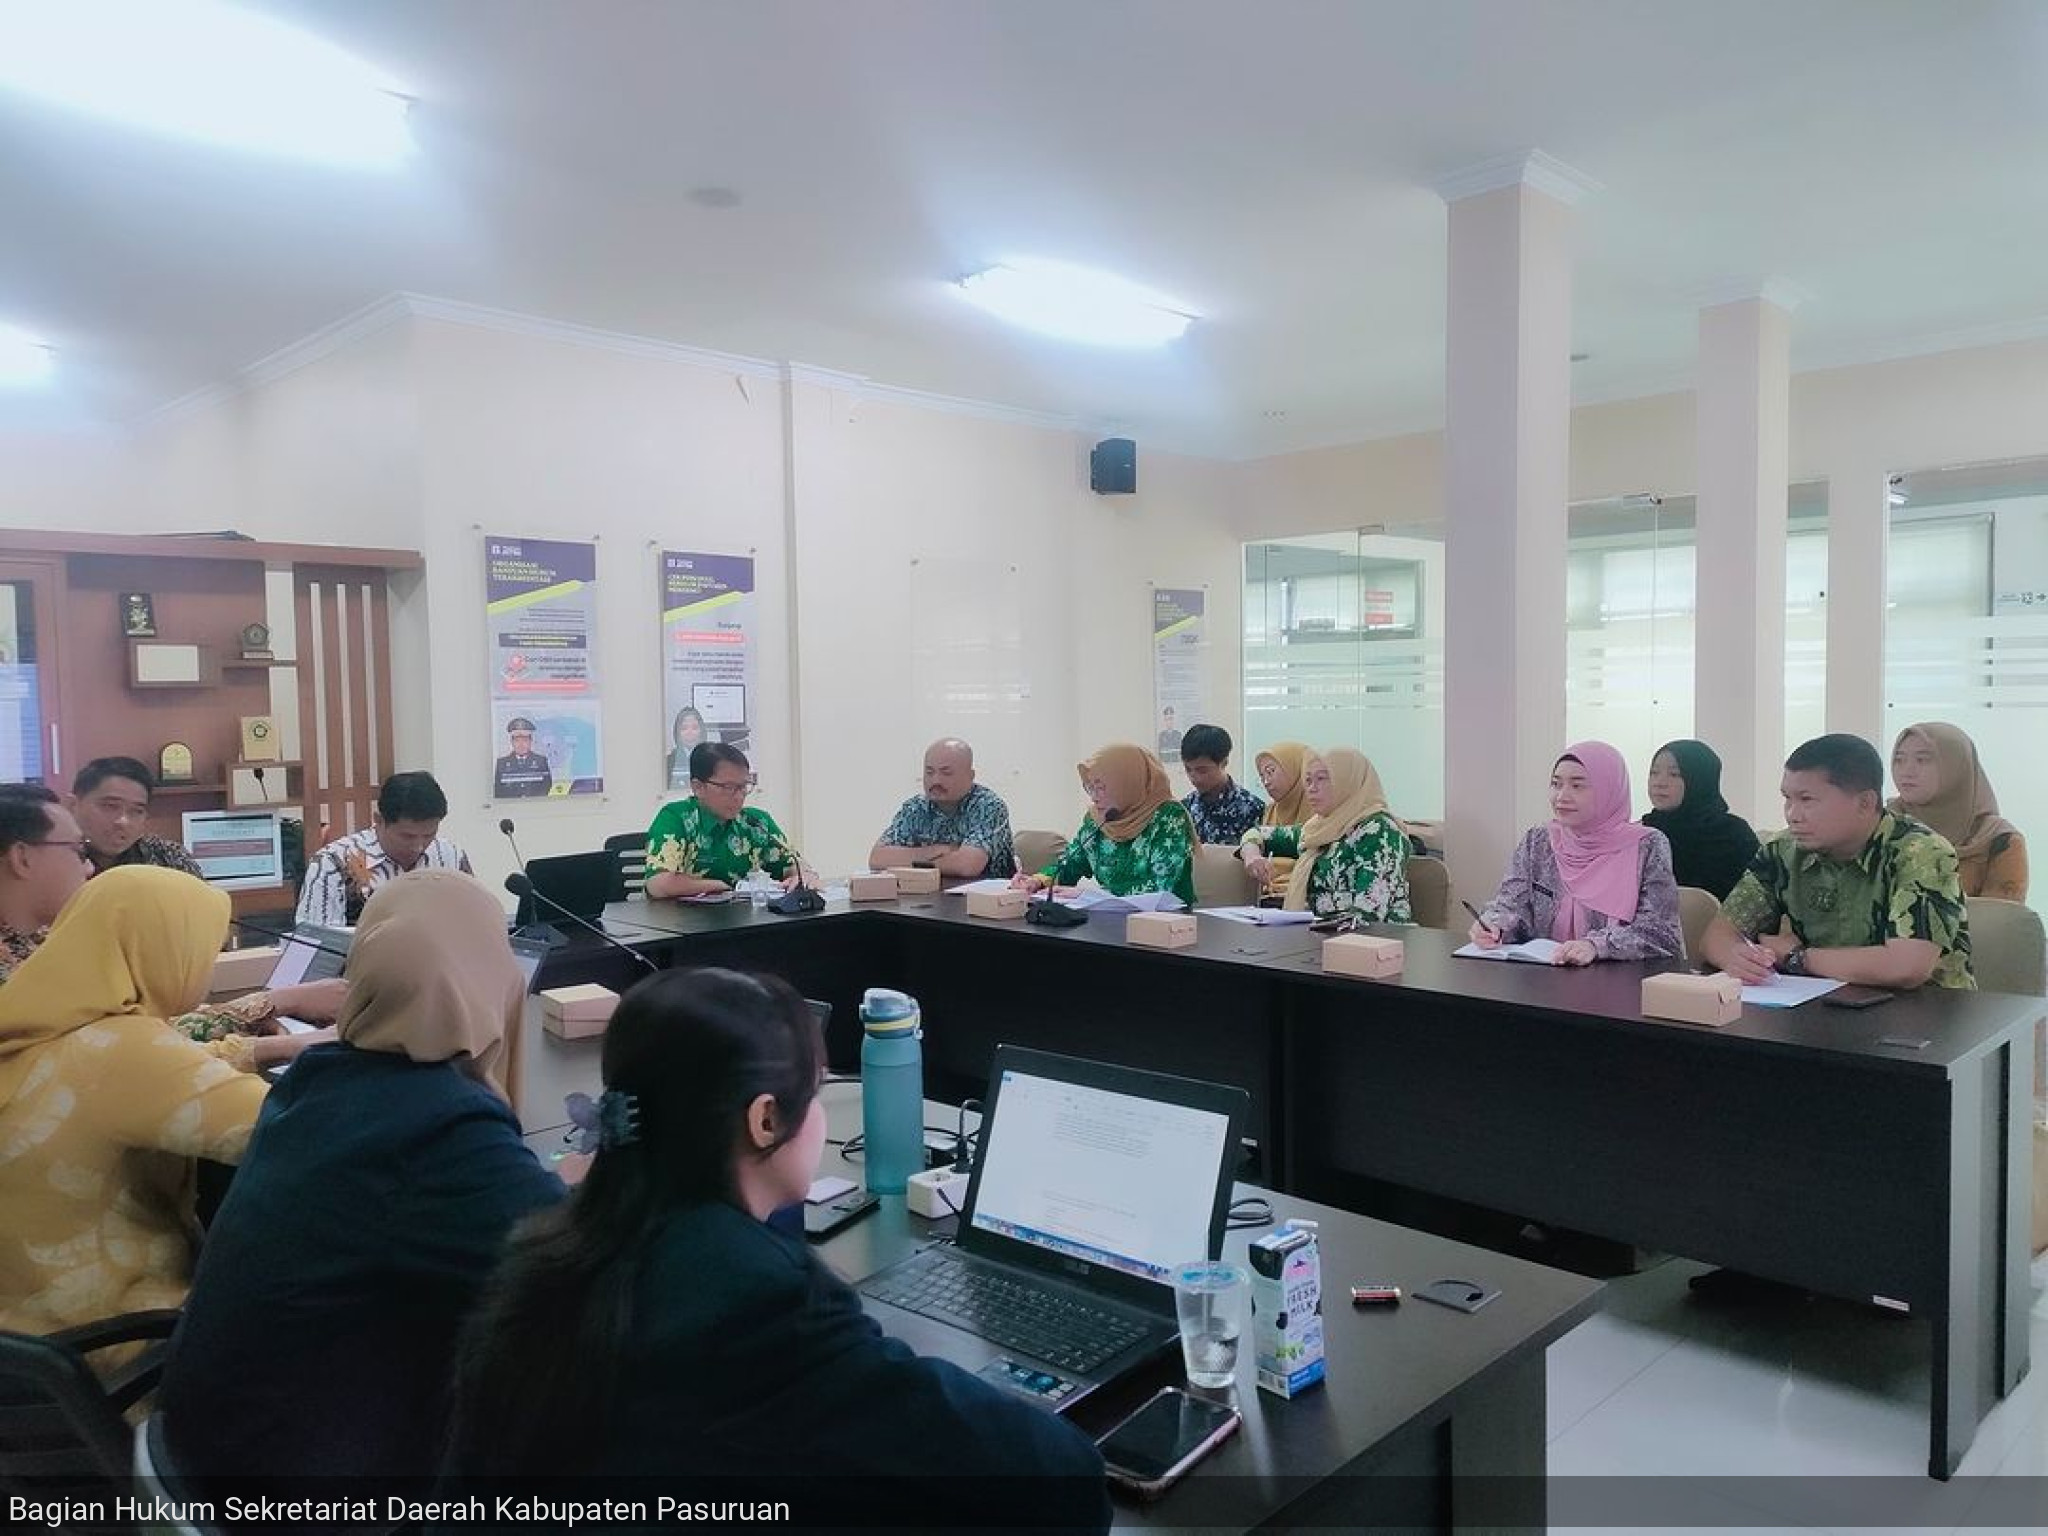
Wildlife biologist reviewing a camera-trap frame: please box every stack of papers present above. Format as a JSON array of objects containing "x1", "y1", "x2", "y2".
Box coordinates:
[
  {"x1": 1732, "y1": 974, "x2": 1843, "y2": 1009},
  {"x1": 1198, "y1": 906, "x2": 1316, "y2": 926},
  {"x1": 1060, "y1": 890, "x2": 1185, "y2": 914},
  {"x1": 1453, "y1": 938, "x2": 1565, "y2": 965},
  {"x1": 946, "y1": 879, "x2": 1016, "y2": 897}
]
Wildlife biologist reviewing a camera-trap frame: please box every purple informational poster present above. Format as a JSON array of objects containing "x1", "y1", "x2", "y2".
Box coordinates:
[
  {"x1": 484, "y1": 535, "x2": 604, "y2": 797},
  {"x1": 1151, "y1": 587, "x2": 1207, "y2": 764},
  {"x1": 661, "y1": 551, "x2": 758, "y2": 791}
]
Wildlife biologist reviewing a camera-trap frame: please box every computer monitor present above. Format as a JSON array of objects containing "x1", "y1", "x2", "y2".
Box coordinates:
[{"x1": 182, "y1": 810, "x2": 284, "y2": 891}]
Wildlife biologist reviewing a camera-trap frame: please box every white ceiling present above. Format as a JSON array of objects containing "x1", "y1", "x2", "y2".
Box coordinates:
[{"x1": 4, "y1": 0, "x2": 2046, "y2": 457}]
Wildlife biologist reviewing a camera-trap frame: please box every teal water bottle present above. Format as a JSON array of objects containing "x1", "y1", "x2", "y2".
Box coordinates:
[{"x1": 860, "y1": 987, "x2": 924, "y2": 1195}]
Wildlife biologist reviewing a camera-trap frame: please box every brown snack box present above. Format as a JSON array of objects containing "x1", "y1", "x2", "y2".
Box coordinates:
[
  {"x1": 887, "y1": 866, "x2": 942, "y2": 894},
  {"x1": 1127, "y1": 911, "x2": 1198, "y2": 950},
  {"x1": 966, "y1": 888, "x2": 1031, "y2": 920},
  {"x1": 1640, "y1": 971, "x2": 1743, "y2": 1027},
  {"x1": 1322, "y1": 933, "x2": 1405, "y2": 978},
  {"x1": 849, "y1": 873, "x2": 899, "y2": 902}
]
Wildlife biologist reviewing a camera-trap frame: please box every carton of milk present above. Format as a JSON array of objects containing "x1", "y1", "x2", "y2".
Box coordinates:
[{"x1": 1249, "y1": 1220, "x2": 1325, "y2": 1399}]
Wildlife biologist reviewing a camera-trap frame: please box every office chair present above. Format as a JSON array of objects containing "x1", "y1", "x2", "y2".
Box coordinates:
[
  {"x1": 603, "y1": 831, "x2": 649, "y2": 901},
  {"x1": 0, "y1": 1310, "x2": 178, "y2": 1507}
]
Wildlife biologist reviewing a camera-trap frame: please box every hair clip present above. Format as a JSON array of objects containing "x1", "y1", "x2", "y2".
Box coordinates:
[{"x1": 564, "y1": 1089, "x2": 641, "y2": 1154}]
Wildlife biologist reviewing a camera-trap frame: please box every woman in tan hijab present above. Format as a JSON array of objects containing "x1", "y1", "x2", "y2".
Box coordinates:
[
  {"x1": 1014, "y1": 743, "x2": 1197, "y2": 906},
  {"x1": 1241, "y1": 742, "x2": 1311, "y2": 900},
  {"x1": 1243, "y1": 748, "x2": 1413, "y2": 921},
  {"x1": 1889, "y1": 722, "x2": 2027, "y2": 901},
  {"x1": 158, "y1": 869, "x2": 566, "y2": 1486},
  {"x1": 0, "y1": 867, "x2": 264, "y2": 1338}
]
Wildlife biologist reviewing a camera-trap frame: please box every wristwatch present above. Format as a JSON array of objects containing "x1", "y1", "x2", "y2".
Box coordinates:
[{"x1": 1782, "y1": 945, "x2": 1809, "y2": 977}]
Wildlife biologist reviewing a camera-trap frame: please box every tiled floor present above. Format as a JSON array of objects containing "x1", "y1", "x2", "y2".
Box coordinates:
[{"x1": 1543, "y1": 1252, "x2": 2048, "y2": 1533}]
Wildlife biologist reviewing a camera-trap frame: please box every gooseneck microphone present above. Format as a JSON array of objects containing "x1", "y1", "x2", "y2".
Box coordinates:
[
  {"x1": 499, "y1": 817, "x2": 529, "y2": 873},
  {"x1": 1025, "y1": 873, "x2": 1088, "y2": 928},
  {"x1": 506, "y1": 872, "x2": 660, "y2": 975}
]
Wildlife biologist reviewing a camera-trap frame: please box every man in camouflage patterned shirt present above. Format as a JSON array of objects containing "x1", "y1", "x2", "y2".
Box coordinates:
[{"x1": 1702, "y1": 733, "x2": 1973, "y2": 991}]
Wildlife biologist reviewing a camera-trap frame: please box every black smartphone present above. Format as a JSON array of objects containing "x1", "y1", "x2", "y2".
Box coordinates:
[
  {"x1": 1098, "y1": 1387, "x2": 1241, "y2": 1500},
  {"x1": 803, "y1": 1188, "x2": 880, "y2": 1240},
  {"x1": 1823, "y1": 986, "x2": 1894, "y2": 1010}
]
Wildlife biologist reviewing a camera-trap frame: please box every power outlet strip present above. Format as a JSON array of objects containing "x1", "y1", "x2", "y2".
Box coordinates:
[{"x1": 906, "y1": 1165, "x2": 970, "y2": 1220}]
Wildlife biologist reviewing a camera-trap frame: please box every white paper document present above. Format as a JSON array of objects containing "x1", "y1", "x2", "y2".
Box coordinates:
[
  {"x1": 946, "y1": 878, "x2": 1016, "y2": 896},
  {"x1": 1198, "y1": 906, "x2": 1316, "y2": 926},
  {"x1": 1734, "y1": 974, "x2": 1844, "y2": 1009},
  {"x1": 1059, "y1": 889, "x2": 1186, "y2": 914},
  {"x1": 1453, "y1": 938, "x2": 1566, "y2": 965}
]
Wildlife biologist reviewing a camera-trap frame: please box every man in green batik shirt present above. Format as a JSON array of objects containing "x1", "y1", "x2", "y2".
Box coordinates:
[
  {"x1": 1701, "y1": 733, "x2": 1973, "y2": 991},
  {"x1": 645, "y1": 743, "x2": 806, "y2": 900}
]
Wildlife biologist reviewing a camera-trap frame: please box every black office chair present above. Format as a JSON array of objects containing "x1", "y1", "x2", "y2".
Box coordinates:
[
  {"x1": 0, "y1": 1309, "x2": 179, "y2": 1506},
  {"x1": 603, "y1": 831, "x2": 648, "y2": 902}
]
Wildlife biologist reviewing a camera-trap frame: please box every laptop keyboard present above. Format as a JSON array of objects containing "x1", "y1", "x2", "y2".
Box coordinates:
[{"x1": 864, "y1": 1254, "x2": 1149, "y2": 1374}]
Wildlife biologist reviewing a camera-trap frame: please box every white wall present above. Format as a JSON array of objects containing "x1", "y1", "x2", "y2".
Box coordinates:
[{"x1": 10, "y1": 313, "x2": 2048, "y2": 895}]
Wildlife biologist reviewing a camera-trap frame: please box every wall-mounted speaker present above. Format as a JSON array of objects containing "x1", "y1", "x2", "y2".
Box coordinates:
[{"x1": 1090, "y1": 437, "x2": 1137, "y2": 496}]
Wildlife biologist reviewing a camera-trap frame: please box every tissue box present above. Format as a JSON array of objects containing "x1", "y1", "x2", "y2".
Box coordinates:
[
  {"x1": 965, "y1": 888, "x2": 1030, "y2": 920},
  {"x1": 541, "y1": 983, "x2": 620, "y2": 1040},
  {"x1": 209, "y1": 945, "x2": 281, "y2": 996},
  {"x1": 1322, "y1": 933, "x2": 1404, "y2": 978},
  {"x1": 1641, "y1": 971, "x2": 1743, "y2": 1026},
  {"x1": 887, "y1": 866, "x2": 942, "y2": 893},
  {"x1": 1126, "y1": 911, "x2": 1197, "y2": 950},
  {"x1": 849, "y1": 873, "x2": 898, "y2": 902}
]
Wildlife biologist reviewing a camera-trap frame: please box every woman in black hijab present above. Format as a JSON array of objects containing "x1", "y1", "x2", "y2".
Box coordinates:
[{"x1": 1642, "y1": 739, "x2": 1759, "y2": 900}]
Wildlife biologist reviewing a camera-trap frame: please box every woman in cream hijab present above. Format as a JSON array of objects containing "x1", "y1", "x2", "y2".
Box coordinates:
[
  {"x1": 159, "y1": 868, "x2": 564, "y2": 1485},
  {"x1": 1889, "y1": 722, "x2": 2028, "y2": 901},
  {"x1": 1243, "y1": 748, "x2": 1412, "y2": 921},
  {"x1": 0, "y1": 867, "x2": 264, "y2": 1337},
  {"x1": 1240, "y1": 742, "x2": 1311, "y2": 901},
  {"x1": 1014, "y1": 743, "x2": 1197, "y2": 906}
]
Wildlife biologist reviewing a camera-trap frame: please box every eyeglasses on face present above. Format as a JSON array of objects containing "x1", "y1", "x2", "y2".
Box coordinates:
[
  {"x1": 697, "y1": 778, "x2": 753, "y2": 796},
  {"x1": 29, "y1": 840, "x2": 91, "y2": 862}
]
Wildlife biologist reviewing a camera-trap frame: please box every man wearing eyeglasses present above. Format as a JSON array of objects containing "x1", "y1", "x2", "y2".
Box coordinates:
[
  {"x1": 0, "y1": 785, "x2": 91, "y2": 985},
  {"x1": 644, "y1": 743, "x2": 807, "y2": 900}
]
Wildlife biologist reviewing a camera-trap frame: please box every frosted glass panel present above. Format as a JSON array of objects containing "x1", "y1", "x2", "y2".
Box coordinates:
[
  {"x1": 1883, "y1": 460, "x2": 2048, "y2": 915},
  {"x1": 1566, "y1": 499, "x2": 1695, "y2": 786},
  {"x1": 1243, "y1": 528, "x2": 1444, "y2": 821}
]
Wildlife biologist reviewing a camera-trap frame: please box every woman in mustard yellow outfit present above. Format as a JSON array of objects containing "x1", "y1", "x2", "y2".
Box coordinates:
[{"x1": 0, "y1": 867, "x2": 266, "y2": 1337}]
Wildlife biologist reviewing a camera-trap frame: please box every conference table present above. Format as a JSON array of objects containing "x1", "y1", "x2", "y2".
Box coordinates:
[
  {"x1": 521, "y1": 1081, "x2": 1602, "y2": 1533},
  {"x1": 519, "y1": 885, "x2": 2041, "y2": 1480}
]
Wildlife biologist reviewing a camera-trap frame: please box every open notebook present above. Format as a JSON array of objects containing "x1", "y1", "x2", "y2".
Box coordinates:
[{"x1": 1453, "y1": 938, "x2": 1564, "y2": 965}]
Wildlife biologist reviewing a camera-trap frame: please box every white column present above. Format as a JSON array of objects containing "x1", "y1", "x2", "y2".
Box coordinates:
[
  {"x1": 1437, "y1": 152, "x2": 1595, "y2": 901},
  {"x1": 1825, "y1": 457, "x2": 1890, "y2": 744},
  {"x1": 1693, "y1": 284, "x2": 1798, "y2": 820}
]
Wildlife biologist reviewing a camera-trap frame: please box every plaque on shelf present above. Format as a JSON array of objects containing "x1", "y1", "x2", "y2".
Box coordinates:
[
  {"x1": 239, "y1": 715, "x2": 280, "y2": 762},
  {"x1": 159, "y1": 742, "x2": 195, "y2": 784},
  {"x1": 121, "y1": 592, "x2": 157, "y2": 638},
  {"x1": 239, "y1": 621, "x2": 273, "y2": 661}
]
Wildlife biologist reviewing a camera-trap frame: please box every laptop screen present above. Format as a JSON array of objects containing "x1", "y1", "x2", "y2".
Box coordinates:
[{"x1": 968, "y1": 1068, "x2": 1233, "y2": 1285}]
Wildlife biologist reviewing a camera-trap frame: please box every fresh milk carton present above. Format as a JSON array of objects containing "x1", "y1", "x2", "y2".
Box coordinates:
[{"x1": 1249, "y1": 1220, "x2": 1325, "y2": 1399}]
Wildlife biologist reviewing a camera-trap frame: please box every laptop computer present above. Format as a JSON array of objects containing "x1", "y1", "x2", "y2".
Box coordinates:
[
  {"x1": 858, "y1": 1046, "x2": 1247, "y2": 1412},
  {"x1": 266, "y1": 925, "x2": 552, "y2": 1035}
]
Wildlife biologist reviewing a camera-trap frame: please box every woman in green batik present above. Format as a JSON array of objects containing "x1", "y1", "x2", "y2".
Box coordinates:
[
  {"x1": 645, "y1": 744, "x2": 804, "y2": 900},
  {"x1": 1012, "y1": 743, "x2": 1197, "y2": 907},
  {"x1": 1240, "y1": 747, "x2": 1411, "y2": 922}
]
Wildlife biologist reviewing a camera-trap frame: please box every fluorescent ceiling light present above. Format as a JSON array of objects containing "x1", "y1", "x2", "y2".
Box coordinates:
[
  {"x1": 0, "y1": 325, "x2": 53, "y2": 387},
  {"x1": 0, "y1": 0, "x2": 413, "y2": 167},
  {"x1": 957, "y1": 259, "x2": 1195, "y2": 347}
]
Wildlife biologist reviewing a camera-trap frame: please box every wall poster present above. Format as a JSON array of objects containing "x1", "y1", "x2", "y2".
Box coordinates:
[
  {"x1": 661, "y1": 551, "x2": 758, "y2": 791},
  {"x1": 484, "y1": 534, "x2": 603, "y2": 798},
  {"x1": 1151, "y1": 586, "x2": 1208, "y2": 764}
]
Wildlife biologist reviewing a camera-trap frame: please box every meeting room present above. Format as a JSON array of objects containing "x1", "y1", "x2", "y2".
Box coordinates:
[{"x1": 1, "y1": 3, "x2": 2045, "y2": 1532}]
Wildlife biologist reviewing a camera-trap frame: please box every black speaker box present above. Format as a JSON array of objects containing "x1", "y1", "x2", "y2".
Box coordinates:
[{"x1": 1090, "y1": 437, "x2": 1137, "y2": 495}]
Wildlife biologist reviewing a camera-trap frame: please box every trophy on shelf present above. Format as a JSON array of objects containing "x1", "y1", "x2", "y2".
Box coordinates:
[
  {"x1": 158, "y1": 743, "x2": 194, "y2": 784},
  {"x1": 240, "y1": 621, "x2": 273, "y2": 662}
]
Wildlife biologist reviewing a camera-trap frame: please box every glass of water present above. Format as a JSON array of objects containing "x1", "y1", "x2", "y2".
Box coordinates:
[{"x1": 1172, "y1": 1259, "x2": 1248, "y2": 1388}]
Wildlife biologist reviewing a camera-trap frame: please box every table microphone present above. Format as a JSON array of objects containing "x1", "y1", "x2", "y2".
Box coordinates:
[
  {"x1": 499, "y1": 817, "x2": 530, "y2": 874},
  {"x1": 1025, "y1": 877, "x2": 1087, "y2": 928},
  {"x1": 505, "y1": 872, "x2": 660, "y2": 975}
]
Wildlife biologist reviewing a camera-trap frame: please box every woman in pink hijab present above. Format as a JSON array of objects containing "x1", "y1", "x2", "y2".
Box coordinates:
[{"x1": 1469, "y1": 741, "x2": 1684, "y2": 965}]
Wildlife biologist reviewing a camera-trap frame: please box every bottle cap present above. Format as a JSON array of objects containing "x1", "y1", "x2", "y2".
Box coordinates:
[{"x1": 861, "y1": 987, "x2": 921, "y2": 1035}]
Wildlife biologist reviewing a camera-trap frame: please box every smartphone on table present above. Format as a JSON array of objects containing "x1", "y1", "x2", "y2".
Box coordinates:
[{"x1": 1098, "y1": 1386, "x2": 1241, "y2": 1500}]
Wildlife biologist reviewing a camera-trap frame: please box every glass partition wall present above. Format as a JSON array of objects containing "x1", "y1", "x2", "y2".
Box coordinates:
[
  {"x1": 1242, "y1": 526, "x2": 1445, "y2": 822},
  {"x1": 1884, "y1": 455, "x2": 2048, "y2": 914}
]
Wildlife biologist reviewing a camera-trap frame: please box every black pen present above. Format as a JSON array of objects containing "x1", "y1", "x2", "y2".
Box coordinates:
[{"x1": 1460, "y1": 899, "x2": 1487, "y2": 926}]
